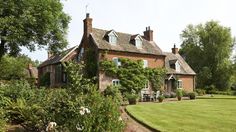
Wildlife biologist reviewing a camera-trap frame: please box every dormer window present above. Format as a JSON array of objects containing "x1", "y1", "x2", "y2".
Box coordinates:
[
  {"x1": 169, "y1": 59, "x2": 181, "y2": 72},
  {"x1": 131, "y1": 34, "x2": 143, "y2": 49},
  {"x1": 107, "y1": 30, "x2": 118, "y2": 45}
]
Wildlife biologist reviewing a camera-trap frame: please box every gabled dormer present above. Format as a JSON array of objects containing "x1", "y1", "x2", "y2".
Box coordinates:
[
  {"x1": 106, "y1": 30, "x2": 118, "y2": 45},
  {"x1": 169, "y1": 59, "x2": 181, "y2": 72},
  {"x1": 130, "y1": 34, "x2": 143, "y2": 49}
]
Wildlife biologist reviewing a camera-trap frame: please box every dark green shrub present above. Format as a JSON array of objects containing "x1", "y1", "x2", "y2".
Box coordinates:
[
  {"x1": 158, "y1": 95, "x2": 165, "y2": 103},
  {"x1": 103, "y1": 85, "x2": 122, "y2": 103},
  {"x1": 0, "y1": 109, "x2": 6, "y2": 132},
  {"x1": 182, "y1": 90, "x2": 189, "y2": 97},
  {"x1": 188, "y1": 92, "x2": 196, "y2": 100},
  {"x1": 206, "y1": 85, "x2": 217, "y2": 94},
  {"x1": 196, "y1": 89, "x2": 206, "y2": 96},
  {"x1": 163, "y1": 93, "x2": 170, "y2": 98},
  {"x1": 170, "y1": 92, "x2": 177, "y2": 98}
]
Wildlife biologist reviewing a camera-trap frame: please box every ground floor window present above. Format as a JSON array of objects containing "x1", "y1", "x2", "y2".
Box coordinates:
[
  {"x1": 177, "y1": 80, "x2": 183, "y2": 88},
  {"x1": 112, "y1": 79, "x2": 120, "y2": 86}
]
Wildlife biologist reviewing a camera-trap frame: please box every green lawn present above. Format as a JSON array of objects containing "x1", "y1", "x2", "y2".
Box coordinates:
[{"x1": 126, "y1": 96, "x2": 236, "y2": 132}]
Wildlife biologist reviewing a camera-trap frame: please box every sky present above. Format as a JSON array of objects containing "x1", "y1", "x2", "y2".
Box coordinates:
[{"x1": 23, "y1": 0, "x2": 236, "y2": 61}]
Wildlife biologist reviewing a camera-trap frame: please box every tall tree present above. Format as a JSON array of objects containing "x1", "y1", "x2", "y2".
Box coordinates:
[
  {"x1": 0, "y1": 0, "x2": 70, "y2": 58},
  {"x1": 180, "y1": 21, "x2": 234, "y2": 90}
]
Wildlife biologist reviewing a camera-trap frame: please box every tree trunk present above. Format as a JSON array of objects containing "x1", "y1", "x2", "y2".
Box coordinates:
[{"x1": 0, "y1": 38, "x2": 6, "y2": 59}]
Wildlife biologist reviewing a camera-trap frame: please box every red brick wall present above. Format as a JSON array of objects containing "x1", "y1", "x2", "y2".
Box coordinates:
[
  {"x1": 99, "y1": 50, "x2": 165, "y2": 68},
  {"x1": 98, "y1": 50, "x2": 166, "y2": 90},
  {"x1": 179, "y1": 75, "x2": 195, "y2": 92}
]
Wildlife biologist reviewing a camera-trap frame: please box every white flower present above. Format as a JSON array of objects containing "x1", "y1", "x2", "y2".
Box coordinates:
[
  {"x1": 79, "y1": 106, "x2": 90, "y2": 115},
  {"x1": 119, "y1": 116, "x2": 123, "y2": 121},
  {"x1": 46, "y1": 122, "x2": 57, "y2": 131},
  {"x1": 85, "y1": 108, "x2": 90, "y2": 114},
  {"x1": 76, "y1": 123, "x2": 84, "y2": 131}
]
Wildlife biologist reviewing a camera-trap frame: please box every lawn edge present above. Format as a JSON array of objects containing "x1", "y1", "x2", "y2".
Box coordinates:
[{"x1": 125, "y1": 106, "x2": 160, "y2": 132}]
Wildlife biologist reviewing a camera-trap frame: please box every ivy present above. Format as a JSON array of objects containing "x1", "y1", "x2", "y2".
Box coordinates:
[{"x1": 100, "y1": 58, "x2": 166, "y2": 94}]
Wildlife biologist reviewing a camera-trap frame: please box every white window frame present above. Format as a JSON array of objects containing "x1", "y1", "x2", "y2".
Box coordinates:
[
  {"x1": 135, "y1": 38, "x2": 142, "y2": 49},
  {"x1": 175, "y1": 61, "x2": 181, "y2": 72},
  {"x1": 112, "y1": 79, "x2": 120, "y2": 86},
  {"x1": 112, "y1": 57, "x2": 121, "y2": 66},
  {"x1": 177, "y1": 80, "x2": 183, "y2": 89},
  {"x1": 108, "y1": 31, "x2": 118, "y2": 45},
  {"x1": 143, "y1": 59, "x2": 148, "y2": 68}
]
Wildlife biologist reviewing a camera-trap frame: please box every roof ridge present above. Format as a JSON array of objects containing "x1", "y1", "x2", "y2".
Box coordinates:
[{"x1": 93, "y1": 27, "x2": 140, "y2": 36}]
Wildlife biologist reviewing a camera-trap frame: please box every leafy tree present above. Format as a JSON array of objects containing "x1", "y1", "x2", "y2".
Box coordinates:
[
  {"x1": 180, "y1": 21, "x2": 234, "y2": 90},
  {"x1": 0, "y1": 0, "x2": 70, "y2": 58},
  {"x1": 0, "y1": 55, "x2": 34, "y2": 80}
]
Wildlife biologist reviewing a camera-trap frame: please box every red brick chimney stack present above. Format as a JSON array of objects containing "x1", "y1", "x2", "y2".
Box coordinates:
[
  {"x1": 143, "y1": 26, "x2": 153, "y2": 41},
  {"x1": 83, "y1": 13, "x2": 93, "y2": 38},
  {"x1": 172, "y1": 44, "x2": 179, "y2": 54}
]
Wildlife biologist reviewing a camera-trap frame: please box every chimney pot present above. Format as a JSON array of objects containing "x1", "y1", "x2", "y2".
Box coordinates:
[
  {"x1": 143, "y1": 26, "x2": 153, "y2": 41},
  {"x1": 86, "y1": 13, "x2": 90, "y2": 18},
  {"x1": 172, "y1": 44, "x2": 179, "y2": 54}
]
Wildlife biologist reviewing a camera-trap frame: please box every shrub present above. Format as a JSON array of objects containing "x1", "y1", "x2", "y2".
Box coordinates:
[
  {"x1": 206, "y1": 85, "x2": 217, "y2": 94},
  {"x1": 188, "y1": 92, "x2": 196, "y2": 100},
  {"x1": 182, "y1": 90, "x2": 189, "y2": 97},
  {"x1": 195, "y1": 89, "x2": 206, "y2": 96},
  {"x1": 163, "y1": 93, "x2": 170, "y2": 98},
  {"x1": 170, "y1": 92, "x2": 176, "y2": 98},
  {"x1": 158, "y1": 95, "x2": 165, "y2": 103},
  {"x1": 103, "y1": 85, "x2": 122, "y2": 103},
  {"x1": 0, "y1": 109, "x2": 6, "y2": 132}
]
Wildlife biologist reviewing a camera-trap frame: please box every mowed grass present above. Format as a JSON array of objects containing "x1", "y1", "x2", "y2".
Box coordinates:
[{"x1": 126, "y1": 96, "x2": 236, "y2": 132}]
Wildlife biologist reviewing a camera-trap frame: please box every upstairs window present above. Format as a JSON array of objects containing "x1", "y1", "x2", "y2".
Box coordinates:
[
  {"x1": 109, "y1": 34, "x2": 117, "y2": 44},
  {"x1": 175, "y1": 61, "x2": 181, "y2": 72},
  {"x1": 112, "y1": 79, "x2": 120, "y2": 86},
  {"x1": 107, "y1": 30, "x2": 118, "y2": 45},
  {"x1": 135, "y1": 38, "x2": 142, "y2": 49},
  {"x1": 143, "y1": 60, "x2": 148, "y2": 68},
  {"x1": 113, "y1": 57, "x2": 121, "y2": 67}
]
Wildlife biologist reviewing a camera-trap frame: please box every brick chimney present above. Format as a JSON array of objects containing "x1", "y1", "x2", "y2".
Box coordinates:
[
  {"x1": 83, "y1": 13, "x2": 93, "y2": 38},
  {"x1": 28, "y1": 63, "x2": 32, "y2": 69},
  {"x1": 143, "y1": 26, "x2": 153, "y2": 41},
  {"x1": 172, "y1": 44, "x2": 179, "y2": 54}
]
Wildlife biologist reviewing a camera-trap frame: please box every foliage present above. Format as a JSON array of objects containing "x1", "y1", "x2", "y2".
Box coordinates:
[
  {"x1": 0, "y1": 108, "x2": 6, "y2": 132},
  {"x1": 0, "y1": 55, "x2": 34, "y2": 80},
  {"x1": 195, "y1": 89, "x2": 206, "y2": 96},
  {"x1": 103, "y1": 85, "x2": 123, "y2": 103},
  {"x1": 39, "y1": 72, "x2": 50, "y2": 87},
  {"x1": 0, "y1": 62, "x2": 124, "y2": 131},
  {"x1": 158, "y1": 95, "x2": 165, "y2": 103},
  {"x1": 100, "y1": 58, "x2": 166, "y2": 94},
  {"x1": 188, "y1": 92, "x2": 196, "y2": 100},
  {"x1": 180, "y1": 21, "x2": 234, "y2": 90},
  {"x1": 0, "y1": 0, "x2": 70, "y2": 58}
]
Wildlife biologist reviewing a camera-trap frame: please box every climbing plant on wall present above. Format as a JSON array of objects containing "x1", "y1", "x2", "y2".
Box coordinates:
[{"x1": 100, "y1": 58, "x2": 166, "y2": 94}]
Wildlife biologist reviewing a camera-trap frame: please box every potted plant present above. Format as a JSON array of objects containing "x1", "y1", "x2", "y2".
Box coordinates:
[
  {"x1": 158, "y1": 95, "x2": 165, "y2": 103},
  {"x1": 125, "y1": 93, "x2": 138, "y2": 105},
  {"x1": 176, "y1": 89, "x2": 183, "y2": 101}
]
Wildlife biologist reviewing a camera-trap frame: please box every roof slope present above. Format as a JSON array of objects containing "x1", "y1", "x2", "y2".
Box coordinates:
[
  {"x1": 38, "y1": 46, "x2": 78, "y2": 67},
  {"x1": 165, "y1": 52, "x2": 196, "y2": 75},
  {"x1": 91, "y1": 28, "x2": 164, "y2": 55}
]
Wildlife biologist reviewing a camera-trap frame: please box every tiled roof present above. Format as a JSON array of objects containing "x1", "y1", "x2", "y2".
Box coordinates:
[
  {"x1": 91, "y1": 28, "x2": 164, "y2": 55},
  {"x1": 164, "y1": 52, "x2": 196, "y2": 75},
  {"x1": 38, "y1": 46, "x2": 78, "y2": 67}
]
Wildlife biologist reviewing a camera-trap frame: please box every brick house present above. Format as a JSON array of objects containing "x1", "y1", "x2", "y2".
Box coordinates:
[{"x1": 38, "y1": 14, "x2": 196, "y2": 96}]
